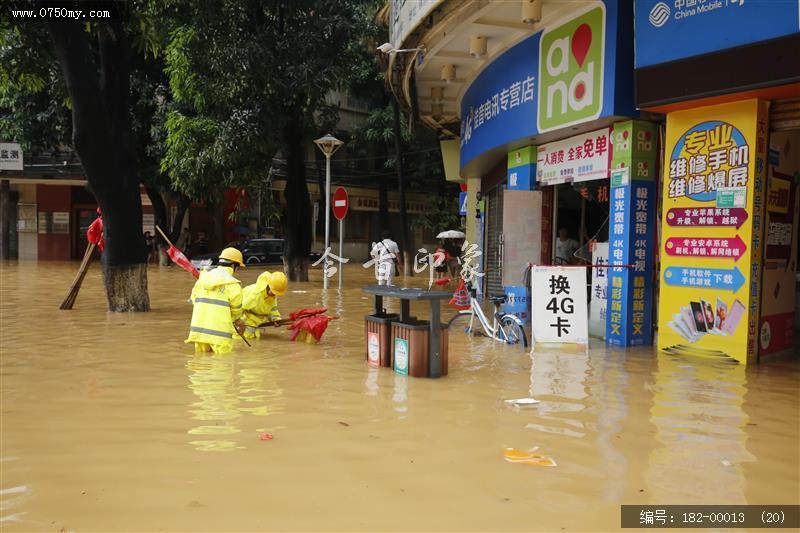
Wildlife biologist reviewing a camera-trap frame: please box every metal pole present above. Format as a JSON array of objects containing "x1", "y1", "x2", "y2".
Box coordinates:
[
  {"x1": 324, "y1": 154, "x2": 331, "y2": 290},
  {"x1": 429, "y1": 299, "x2": 441, "y2": 378},
  {"x1": 338, "y1": 218, "x2": 343, "y2": 290}
]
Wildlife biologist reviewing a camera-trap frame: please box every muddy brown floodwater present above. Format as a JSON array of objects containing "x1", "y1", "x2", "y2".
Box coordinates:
[{"x1": 1, "y1": 261, "x2": 798, "y2": 532}]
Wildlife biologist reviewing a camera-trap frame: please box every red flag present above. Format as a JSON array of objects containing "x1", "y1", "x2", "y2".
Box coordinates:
[
  {"x1": 168, "y1": 245, "x2": 199, "y2": 279},
  {"x1": 86, "y1": 217, "x2": 104, "y2": 251}
]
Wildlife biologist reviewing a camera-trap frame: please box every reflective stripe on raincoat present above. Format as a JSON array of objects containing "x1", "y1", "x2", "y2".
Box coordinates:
[
  {"x1": 185, "y1": 266, "x2": 243, "y2": 349},
  {"x1": 242, "y1": 274, "x2": 281, "y2": 332}
]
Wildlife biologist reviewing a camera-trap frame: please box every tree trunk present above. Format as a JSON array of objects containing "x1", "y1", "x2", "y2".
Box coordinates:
[
  {"x1": 145, "y1": 186, "x2": 170, "y2": 265},
  {"x1": 378, "y1": 144, "x2": 390, "y2": 233},
  {"x1": 392, "y1": 100, "x2": 411, "y2": 277},
  {"x1": 209, "y1": 202, "x2": 225, "y2": 251},
  {"x1": 169, "y1": 194, "x2": 190, "y2": 242},
  {"x1": 48, "y1": 12, "x2": 149, "y2": 311},
  {"x1": 314, "y1": 148, "x2": 326, "y2": 244},
  {"x1": 103, "y1": 263, "x2": 149, "y2": 311},
  {"x1": 282, "y1": 109, "x2": 311, "y2": 281},
  {"x1": 0, "y1": 179, "x2": 9, "y2": 260}
]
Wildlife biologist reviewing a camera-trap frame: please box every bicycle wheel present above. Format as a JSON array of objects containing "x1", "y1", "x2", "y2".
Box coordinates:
[
  {"x1": 498, "y1": 315, "x2": 528, "y2": 348},
  {"x1": 447, "y1": 310, "x2": 474, "y2": 333}
]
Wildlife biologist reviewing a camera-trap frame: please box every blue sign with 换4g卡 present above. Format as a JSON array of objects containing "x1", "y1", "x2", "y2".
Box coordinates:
[
  {"x1": 635, "y1": 0, "x2": 800, "y2": 68},
  {"x1": 459, "y1": 192, "x2": 468, "y2": 216}
]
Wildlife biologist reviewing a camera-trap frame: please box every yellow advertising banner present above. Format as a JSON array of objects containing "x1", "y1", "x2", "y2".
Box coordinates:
[{"x1": 658, "y1": 99, "x2": 769, "y2": 364}]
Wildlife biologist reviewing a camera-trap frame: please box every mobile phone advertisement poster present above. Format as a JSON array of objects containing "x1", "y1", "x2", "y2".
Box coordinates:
[{"x1": 658, "y1": 99, "x2": 768, "y2": 363}]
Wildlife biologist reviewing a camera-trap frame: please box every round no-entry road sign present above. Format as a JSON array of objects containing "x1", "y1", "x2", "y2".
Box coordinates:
[{"x1": 333, "y1": 187, "x2": 348, "y2": 220}]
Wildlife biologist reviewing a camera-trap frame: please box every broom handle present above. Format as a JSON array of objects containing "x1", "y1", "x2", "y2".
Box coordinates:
[
  {"x1": 257, "y1": 311, "x2": 318, "y2": 328},
  {"x1": 257, "y1": 313, "x2": 337, "y2": 328},
  {"x1": 155, "y1": 225, "x2": 175, "y2": 248},
  {"x1": 60, "y1": 243, "x2": 96, "y2": 309}
]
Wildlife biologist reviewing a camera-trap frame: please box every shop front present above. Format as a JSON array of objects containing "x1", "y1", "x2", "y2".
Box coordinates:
[
  {"x1": 456, "y1": 0, "x2": 658, "y2": 345},
  {"x1": 635, "y1": 0, "x2": 800, "y2": 363}
]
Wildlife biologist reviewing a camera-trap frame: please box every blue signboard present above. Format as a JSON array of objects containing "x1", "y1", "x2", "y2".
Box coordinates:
[
  {"x1": 606, "y1": 180, "x2": 656, "y2": 346},
  {"x1": 502, "y1": 285, "x2": 530, "y2": 324},
  {"x1": 663, "y1": 265, "x2": 746, "y2": 292},
  {"x1": 507, "y1": 164, "x2": 534, "y2": 190},
  {"x1": 459, "y1": 0, "x2": 634, "y2": 171},
  {"x1": 635, "y1": 0, "x2": 800, "y2": 68},
  {"x1": 458, "y1": 192, "x2": 468, "y2": 216}
]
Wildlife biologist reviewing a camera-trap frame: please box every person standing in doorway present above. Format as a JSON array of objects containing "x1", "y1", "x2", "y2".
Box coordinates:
[
  {"x1": 370, "y1": 230, "x2": 400, "y2": 286},
  {"x1": 555, "y1": 227, "x2": 579, "y2": 265}
]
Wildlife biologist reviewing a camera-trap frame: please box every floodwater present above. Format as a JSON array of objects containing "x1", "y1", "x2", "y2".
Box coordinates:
[{"x1": 1, "y1": 261, "x2": 798, "y2": 532}]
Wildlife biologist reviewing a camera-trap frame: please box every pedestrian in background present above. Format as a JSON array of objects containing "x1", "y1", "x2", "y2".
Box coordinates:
[{"x1": 370, "y1": 230, "x2": 400, "y2": 286}]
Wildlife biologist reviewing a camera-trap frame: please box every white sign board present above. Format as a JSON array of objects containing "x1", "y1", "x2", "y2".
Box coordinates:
[
  {"x1": 52, "y1": 211, "x2": 69, "y2": 234},
  {"x1": 536, "y1": 128, "x2": 611, "y2": 186},
  {"x1": 589, "y1": 243, "x2": 609, "y2": 339},
  {"x1": 389, "y1": 0, "x2": 442, "y2": 48},
  {"x1": 0, "y1": 142, "x2": 23, "y2": 171},
  {"x1": 531, "y1": 266, "x2": 588, "y2": 344}
]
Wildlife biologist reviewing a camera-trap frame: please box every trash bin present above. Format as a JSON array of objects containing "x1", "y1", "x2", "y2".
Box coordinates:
[
  {"x1": 391, "y1": 320, "x2": 449, "y2": 377},
  {"x1": 365, "y1": 313, "x2": 399, "y2": 367}
]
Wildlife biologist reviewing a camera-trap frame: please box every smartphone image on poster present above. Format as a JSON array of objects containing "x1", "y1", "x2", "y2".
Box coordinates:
[
  {"x1": 670, "y1": 315, "x2": 692, "y2": 342},
  {"x1": 721, "y1": 299, "x2": 745, "y2": 336},
  {"x1": 715, "y1": 297, "x2": 728, "y2": 331},
  {"x1": 700, "y1": 298, "x2": 715, "y2": 331},
  {"x1": 680, "y1": 306, "x2": 698, "y2": 335},
  {"x1": 690, "y1": 301, "x2": 708, "y2": 333}
]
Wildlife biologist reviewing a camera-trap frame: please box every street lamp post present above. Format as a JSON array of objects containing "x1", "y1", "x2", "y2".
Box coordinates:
[{"x1": 313, "y1": 134, "x2": 344, "y2": 289}]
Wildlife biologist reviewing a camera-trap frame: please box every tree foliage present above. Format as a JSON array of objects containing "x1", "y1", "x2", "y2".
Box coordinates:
[
  {"x1": 0, "y1": 21, "x2": 71, "y2": 152},
  {"x1": 159, "y1": 0, "x2": 378, "y2": 279}
]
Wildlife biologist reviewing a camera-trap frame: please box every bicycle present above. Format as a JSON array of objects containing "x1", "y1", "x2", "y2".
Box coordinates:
[{"x1": 447, "y1": 277, "x2": 528, "y2": 349}]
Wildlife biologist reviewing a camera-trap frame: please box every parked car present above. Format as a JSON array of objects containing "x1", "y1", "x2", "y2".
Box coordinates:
[
  {"x1": 191, "y1": 238, "x2": 283, "y2": 266},
  {"x1": 191, "y1": 238, "x2": 322, "y2": 267}
]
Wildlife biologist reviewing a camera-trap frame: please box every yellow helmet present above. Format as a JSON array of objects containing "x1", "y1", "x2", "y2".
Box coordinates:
[
  {"x1": 267, "y1": 271, "x2": 288, "y2": 296},
  {"x1": 218, "y1": 247, "x2": 245, "y2": 267}
]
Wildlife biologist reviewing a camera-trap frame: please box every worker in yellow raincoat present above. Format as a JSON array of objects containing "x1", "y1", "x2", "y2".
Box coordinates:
[
  {"x1": 185, "y1": 248, "x2": 246, "y2": 354},
  {"x1": 241, "y1": 271, "x2": 288, "y2": 339}
]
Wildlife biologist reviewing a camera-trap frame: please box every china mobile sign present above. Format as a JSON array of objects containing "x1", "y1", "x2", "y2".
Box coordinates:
[
  {"x1": 635, "y1": 0, "x2": 800, "y2": 68},
  {"x1": 459, "y1": 0, "x2": 631, "y2": 170}
]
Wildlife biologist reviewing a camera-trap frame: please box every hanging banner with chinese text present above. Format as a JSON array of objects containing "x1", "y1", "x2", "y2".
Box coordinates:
[
  {"x1": 536, "y1": 128, "x2": 611, "y2": 186},
  {"x1": 657, "y1": 99, "x2": 768, "y2": 364},
  {"x1": 531, "y1": 266, "x2": 588, "y2": 344},
  {"x1": 589, "y1": 242, "x2": 609, "y2": 338}
]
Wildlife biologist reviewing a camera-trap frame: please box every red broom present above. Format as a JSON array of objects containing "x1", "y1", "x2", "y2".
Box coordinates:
[
  {"x1": 256, "y1": 307, "x2": 337, "y2": 343},
  {"x1": 287, "y1": 314, "x2": 337, "y2": 343}
]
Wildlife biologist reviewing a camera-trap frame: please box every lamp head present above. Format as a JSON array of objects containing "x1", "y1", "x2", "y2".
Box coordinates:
[
  {"x1": 314, "y1": 134, "x2": 344, "y2": 156},
  {"x1": 377, "y1": 42, "x2": 394, "y2": 54}
]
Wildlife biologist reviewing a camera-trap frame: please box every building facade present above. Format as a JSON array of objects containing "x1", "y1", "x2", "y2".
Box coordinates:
[
  {"x1": 387, "y1": 0, "x2": 800, "y2": 360},
  {"x1": 635, "y1": 0, "x2": 800, "y2": 364}
]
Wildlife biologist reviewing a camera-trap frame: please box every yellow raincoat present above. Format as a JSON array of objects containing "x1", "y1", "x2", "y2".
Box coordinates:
[
  {"x1": 241, "y1": 272, "x2": 281, "y2": 339},
  {"x1": 185, "y1": 265, "x2": 243, "y2": 354}
]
